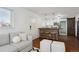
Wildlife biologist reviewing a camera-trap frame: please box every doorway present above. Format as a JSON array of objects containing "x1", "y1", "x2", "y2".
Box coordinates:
[
  {"x1": 60, "y1": 21, "x2": 67, "y2": 35},
  {"x1": 67, "y1": 17, "x2": 75, "y2": 36}
]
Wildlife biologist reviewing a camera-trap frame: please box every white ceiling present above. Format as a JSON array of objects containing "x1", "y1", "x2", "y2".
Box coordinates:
[{"x1": 26, "y1": 7, "x2": 79, "y2": 17}]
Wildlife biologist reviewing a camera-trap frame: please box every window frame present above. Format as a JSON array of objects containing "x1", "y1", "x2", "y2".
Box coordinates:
[{"x1": 0, "y1": 7, "x2": 13, "y2": 28}]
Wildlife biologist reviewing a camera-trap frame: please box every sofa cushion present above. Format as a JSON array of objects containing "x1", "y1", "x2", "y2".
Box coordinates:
[
  {"x1": 0, "y1": 45, "x2": 18, "y2": 52},
  {"x1": 19, "y1": 33, "x2": 27, "y2": 41},
  {"x1": 10, "y1": 41, "x2": 32, "y2": 51},
  {"x1": 12, "y1": 36, "x2": 21, "y2": 43},
  {"x1": 0, "y1": 33, "x2": 9, "y2": 46},
  {"x1": 10, "y1": 32, "x2": 19, "y2": 43}
]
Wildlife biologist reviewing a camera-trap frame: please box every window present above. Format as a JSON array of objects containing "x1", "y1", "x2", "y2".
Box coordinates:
[{"x1": 0, "y1": 8, "x2": 11, "y2": 28}]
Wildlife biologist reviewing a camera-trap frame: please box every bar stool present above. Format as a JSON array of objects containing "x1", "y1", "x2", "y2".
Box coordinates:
[
  {"x1": 51, "y1": 41, "x2": 65, "y2": 52},
  {"x1": 40, "y1": 39, "x2": 52, "y2": 52}
]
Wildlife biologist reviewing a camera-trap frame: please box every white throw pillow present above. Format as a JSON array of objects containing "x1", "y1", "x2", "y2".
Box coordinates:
[
  {"x1": 12, "y1": 36, "x2": 21, "y2": 43},
  {"x1": 19, "y1": 33, "x2": 27, "y2": 41}
]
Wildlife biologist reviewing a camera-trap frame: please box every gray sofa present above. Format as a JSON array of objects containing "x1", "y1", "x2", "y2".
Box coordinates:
[{"x1": 0, "y1": 33, "x2": 32, "y2": 52}]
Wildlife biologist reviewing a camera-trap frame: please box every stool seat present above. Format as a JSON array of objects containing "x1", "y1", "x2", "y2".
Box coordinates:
[
  {"x1": 51, "y1": 41, "x2": 65, "y2": 52},
  {"x1": 40, "y1": 39, "x2": 52, "y2": 52}
]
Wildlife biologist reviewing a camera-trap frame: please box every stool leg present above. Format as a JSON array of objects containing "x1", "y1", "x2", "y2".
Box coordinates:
[
  {"x1": 37, "y1": 49, "x2": 39, "y2": 52},
  {"x1": 33, "y1": 48, "x2": 34, "y2": 50}
]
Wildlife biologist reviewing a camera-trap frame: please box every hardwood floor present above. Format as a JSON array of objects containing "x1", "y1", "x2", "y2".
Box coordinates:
[
  {"x1": 58, "y1": 36, "x2": 79, "y2": 52},
  {"x1": 33, "y1": 36, "x2": 79, "y2": 52}
]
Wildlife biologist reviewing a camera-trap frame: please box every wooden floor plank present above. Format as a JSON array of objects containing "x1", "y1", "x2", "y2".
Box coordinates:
[{"x1": 58, "y1": 36, "x2": 79, "y2": 52}]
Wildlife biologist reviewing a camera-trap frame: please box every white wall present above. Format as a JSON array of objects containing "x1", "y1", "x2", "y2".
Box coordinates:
[
  {"x1": 10, "y1": 7, "x2": 43, "y2": 39},
  {"x1": 41, "y1": 16, "x2": 67, "y2": 35},
  {"x1": 0, "y1": 7, "x2": 43, "y2": 40},
  {"x1": 41, "y1": 15, "x2": 79, "y2": 36},
  {"x1": 28, "y1": 14, "x2": 43, "y2": 39},
  {"x1": 0, "y1": 8, "x2": 31, "y2": 34},
  {"x1": 75, "y1": 15, "x2": 79, "y2": 36},
  {"x1": 7, "y1": 8, "x2": 79, "y2": 39},
  {"x1": 0, "y1": 7, "x2": 79, "y2": 39}
]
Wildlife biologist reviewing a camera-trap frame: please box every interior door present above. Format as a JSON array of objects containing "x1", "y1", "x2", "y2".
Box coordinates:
[
  {"x1": 67, "y1": 17, "x2": 75, "y2": 36},
  {"x1": 77, "y1": 21, "x2": 79, "y2": 39}
]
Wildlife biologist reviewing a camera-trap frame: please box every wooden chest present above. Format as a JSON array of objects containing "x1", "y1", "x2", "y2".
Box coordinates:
[{"x1": 39, "y1": 28, "x2": 59, "y2": 40}]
